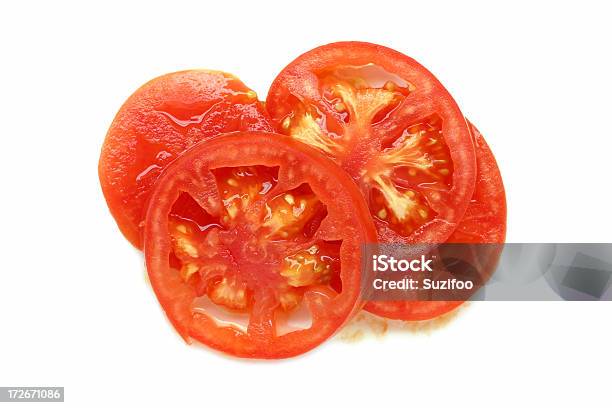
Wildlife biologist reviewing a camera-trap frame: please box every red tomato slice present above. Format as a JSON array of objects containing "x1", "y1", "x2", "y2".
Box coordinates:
[
  {"x1": 266, "y1": 41, "x2": 477, "y2": 244},
  {"x1": 445, "y1": 122, "x2": 507, "y2": 244},
  {"x1": 99, "y1": 70, "x2": 272, "y2": 248},
  {"x1": 144, "y1": 132, "x2": 377, "y2": 358},
  {"x1": 364, "y1": 121, "x2": 507, "y2": 320}
]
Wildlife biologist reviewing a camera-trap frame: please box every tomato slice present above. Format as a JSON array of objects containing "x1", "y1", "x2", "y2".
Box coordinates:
[
  {"x1": 266, "y1": 42, "x2": 477, "y2": 244},
  {"x1": 99, "y1": 70, "x2": 272, "y2": 248},
  {"x1": 364, "y1": 121, "x2": 507, "y2": 320},
  {"x1": 144, "y1": 132, "x2": 377, "y2": 358},
  {"x1": 445, "y1": 122, "x2": 507, "y2": 244}
]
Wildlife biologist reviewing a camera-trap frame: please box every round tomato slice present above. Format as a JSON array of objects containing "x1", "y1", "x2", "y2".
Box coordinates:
[
  {"x1": 364, "y1": 121, "x2": 507, "y2": 320},
  {"x1": 445, "y1": 121, "x2": 507, "y2": 244},
  {"x1": 266, "y1": 41, "x2": 477, "y2": 244},
  {"x1": 144, "y1": 132, "x2": 377, "y2": 359},
  {"x1": 99, "y1": 70, "x2": 272, "y2": 248}
]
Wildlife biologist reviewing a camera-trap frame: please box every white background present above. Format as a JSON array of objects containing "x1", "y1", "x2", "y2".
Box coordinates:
[{"x1": 1, "y1": 1, "x2": 610, "y2": 406}]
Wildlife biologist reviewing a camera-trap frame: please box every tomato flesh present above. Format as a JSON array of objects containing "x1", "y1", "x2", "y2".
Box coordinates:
[
  {"x1": 169, "y1": 166, "x2": 335, "y2": 314},
  {"x1": 144, "y1": 132, "x2": 377, "y2": 358},
  {"x1": 99, "y1": 70, "x2": 272, "y2": 248},
  {"x1": 267, "y1": 42, "x2": 477, "y2": 244},
  {"x1": 364, "y1": 121, "x2": 507, "y2": 320}
]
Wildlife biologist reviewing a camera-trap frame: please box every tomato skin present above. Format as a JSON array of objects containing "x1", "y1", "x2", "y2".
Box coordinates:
[
  {"x1": 266, "y1": 41, "x2": 477, "y2": 245},
  {"x1": 144, "y1": 132, "x2": 378, "y2": 359},
  {"x1": 364, "y1": 121, "x2": 507, "y2": 320},
  {"x1": 99, "y1": 70, "x2": 272, "y2": 249}
]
